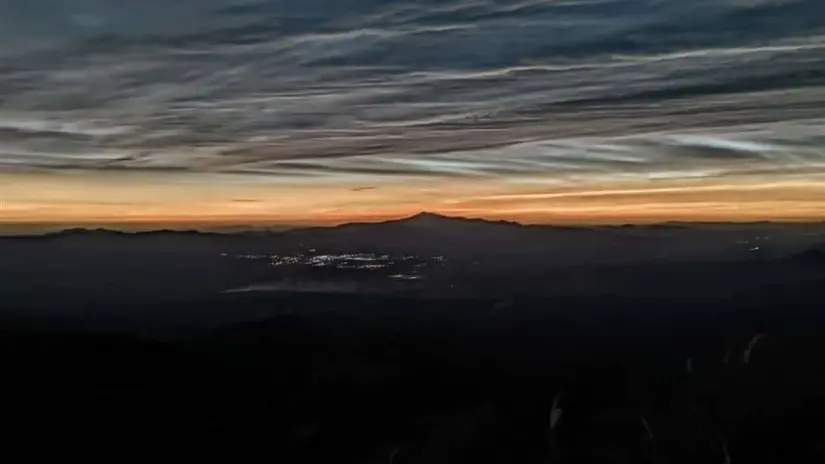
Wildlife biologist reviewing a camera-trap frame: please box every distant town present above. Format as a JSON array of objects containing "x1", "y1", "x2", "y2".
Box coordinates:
[{"x1": 226, "y1": 251, "x2": 449, "y2": 281}]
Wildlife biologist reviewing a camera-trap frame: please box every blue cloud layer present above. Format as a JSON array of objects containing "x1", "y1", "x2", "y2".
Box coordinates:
[{"x1": 1, "y1": 0, "x2": 824, "y2": 181}]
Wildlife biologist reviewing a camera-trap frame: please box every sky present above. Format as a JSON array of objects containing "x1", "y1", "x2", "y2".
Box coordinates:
[{"x1": 1, "y1": 0, "x2": 825, "y2": 230}]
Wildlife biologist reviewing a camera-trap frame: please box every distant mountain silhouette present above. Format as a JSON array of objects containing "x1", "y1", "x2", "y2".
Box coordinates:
[
  {"x1": 6, "y1": 214, "x2": 825, "y2": 239},
  {"x1": 21, "y1": 228, "x2": 228, "y2": 240},
  {"x1": 329, "y1": 211, "x2": 523, "y2": 233},
  {"x1": 392, "y1": 212, "x2": 521, "y2": 227},
  {"x1": 277, "y1": 211, "x2": 548, "y2": 258},
  {"x1": 4, "y1": 214, "x2": 825, "y2": 267},
  {"x1": 43, "y1": 228, "x2": 128, "y2": 238}
]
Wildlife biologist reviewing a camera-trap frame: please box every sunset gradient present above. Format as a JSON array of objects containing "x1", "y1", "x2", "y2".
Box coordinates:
[{"x1": 3, "y1": 169, "x2": 824, "y2": 230}]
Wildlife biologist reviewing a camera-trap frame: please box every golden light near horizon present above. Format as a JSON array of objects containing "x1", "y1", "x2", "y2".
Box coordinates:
[{"x1": 3, "y1": 169, "x2": 824, "y2": 230}]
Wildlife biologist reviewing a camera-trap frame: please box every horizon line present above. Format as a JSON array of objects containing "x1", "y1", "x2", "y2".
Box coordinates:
[{"x1": 2, "y1": 211, "x2": 825, "y2": 236}]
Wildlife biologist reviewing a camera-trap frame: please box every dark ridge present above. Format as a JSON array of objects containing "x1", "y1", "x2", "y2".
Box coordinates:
[
  {"x1": 1, "y1": 228, "x2": 227, "y2": 240},
  {"x1": 3, "y1": 216, "x2": 825, "y2": 239},
  {"x1": 44, "y1": 228, "x2": 128, "y2": 237},
  {"x1": 393, "y1": 212, "x2": 522, "y2": 227}
]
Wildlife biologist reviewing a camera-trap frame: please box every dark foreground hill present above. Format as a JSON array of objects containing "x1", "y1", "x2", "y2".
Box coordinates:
[{"x1": 3, "y1": 289, "x2": 825, "y2": 463}]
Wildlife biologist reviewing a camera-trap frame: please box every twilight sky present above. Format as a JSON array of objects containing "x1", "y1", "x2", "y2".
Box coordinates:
[{"x1": 1, "y1": 0, "x2": 825, "y2": 229}]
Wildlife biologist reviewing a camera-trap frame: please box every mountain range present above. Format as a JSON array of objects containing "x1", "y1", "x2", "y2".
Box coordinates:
[{"x1": 2, "y1": 213, "x2": 824, "y2": 266}]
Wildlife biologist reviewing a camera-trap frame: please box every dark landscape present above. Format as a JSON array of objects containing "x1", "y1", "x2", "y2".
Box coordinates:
[{"x1": 2, "y1": 215, "x2": 825, "y2": 462}]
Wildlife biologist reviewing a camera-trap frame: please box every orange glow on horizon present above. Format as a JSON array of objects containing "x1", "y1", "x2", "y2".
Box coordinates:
[{"x1": 2, "y1": 171, "x2": 824, "y2": 229}]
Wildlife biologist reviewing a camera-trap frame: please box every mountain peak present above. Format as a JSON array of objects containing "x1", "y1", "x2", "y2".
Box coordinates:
[
  {"x1": 391, "y1": 212, "x2": 522, "y2": 228},
  {"x1": 395, "y1": 212, "x2": 478, "y2": 226},
  {"x1": 406, "y1": 211, "x2": 452, "y2": 221}
]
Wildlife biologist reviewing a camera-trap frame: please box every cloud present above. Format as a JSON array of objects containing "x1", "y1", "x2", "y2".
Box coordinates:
[{"x1": 1, "y1": 0, "x2": 824, "y2": 190}]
